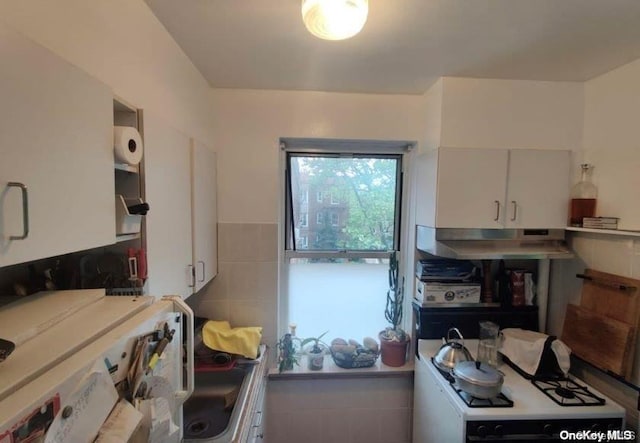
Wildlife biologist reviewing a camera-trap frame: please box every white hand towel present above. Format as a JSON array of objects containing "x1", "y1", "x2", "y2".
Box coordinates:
[{"x1": 499, "y1": 328, "x2": 571, "y2": 376}]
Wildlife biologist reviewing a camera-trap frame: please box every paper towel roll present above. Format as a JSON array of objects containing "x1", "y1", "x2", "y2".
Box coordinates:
[{"x1": 114, "y1": 126, "x2": 143, "y2": 165}]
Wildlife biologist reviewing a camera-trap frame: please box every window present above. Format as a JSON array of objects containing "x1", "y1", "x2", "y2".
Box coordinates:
[{"x1": 283, "y1": 141, "x2": 406, "y2": 343}]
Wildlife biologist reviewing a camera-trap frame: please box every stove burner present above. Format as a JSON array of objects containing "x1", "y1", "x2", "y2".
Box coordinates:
[
  {"x1": 430, "y1": 358, "x2": 514, "y2": 408},
  {"x1": 430, "y1": 358, "x2": 455, "y2": 383},
  {"x1": 452, "y1": 385, "x2": 514, "y2": 408},
  {"x1": 555, "y1": 386, "x2": 576, "y2": 399},
  {"x1": 532, "y1": 378, "x2": 606, "y2": 406}
]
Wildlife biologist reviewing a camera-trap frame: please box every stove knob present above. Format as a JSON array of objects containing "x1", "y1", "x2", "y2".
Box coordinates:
[
  {"x1": 591, "y1": 424, "x2": 601, "y2": 433},
  {"x1": 477, "y1": 425, "x2": 488, "y2": 437},
  {"x1": 543, "y1": 424, "x2": 554, "y2": 436},
  {"x1": 494, "y1": 425, "x2": 504, "y2": 436}
]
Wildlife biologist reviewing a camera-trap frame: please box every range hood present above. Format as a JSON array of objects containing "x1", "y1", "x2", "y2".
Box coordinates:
[{"x1": 416, "y1": 226, "x2": 573, "y2": 260}]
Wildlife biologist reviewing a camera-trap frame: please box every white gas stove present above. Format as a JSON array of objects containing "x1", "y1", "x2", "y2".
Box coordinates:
[{"x1": 414, "y1": 339, "x2": 628, "y2": 442}]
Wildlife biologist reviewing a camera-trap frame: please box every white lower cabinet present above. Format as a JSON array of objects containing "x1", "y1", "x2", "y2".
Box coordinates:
[
  {"x1": 413, "y1": 356, "x2": 463, "y2": 443},
  {"x1": 143, "y1": 114, "x2": 218, "y2": 299},
  {"x1": 0, "y1": 23, "x2": 114, "y2": 267},
  {"x1": 247, "y1": 372, "x2": 267, "y2": 443}
]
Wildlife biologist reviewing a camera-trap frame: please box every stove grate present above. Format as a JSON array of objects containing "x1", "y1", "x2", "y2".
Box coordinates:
[
  {"x1": 451, "y1": 385, "x2": 514, "y2": 408},
  {"x1": 532, "y1": 378, "x2": 606, "y2": 406}
]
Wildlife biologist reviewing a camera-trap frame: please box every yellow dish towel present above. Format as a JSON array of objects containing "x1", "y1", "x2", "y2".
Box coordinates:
[{"x1": 202, "y1": 320, "x2": 262, "y2": 359}]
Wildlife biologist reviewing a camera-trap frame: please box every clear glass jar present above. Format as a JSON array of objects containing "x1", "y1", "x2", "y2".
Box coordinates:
[{"x1": 569, "y1": 164, "x2": 597, "y2": 227}]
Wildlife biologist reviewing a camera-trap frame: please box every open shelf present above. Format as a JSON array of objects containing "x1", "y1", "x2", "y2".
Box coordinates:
[{"x1": 566, "y1": 227, "x2": 640, "y2": 238}]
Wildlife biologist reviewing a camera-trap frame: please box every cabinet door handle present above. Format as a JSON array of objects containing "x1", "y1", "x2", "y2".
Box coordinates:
[
  {"x1": 188, "y1": 264, "x2": 195, "y2": 288},
  {"x1": 511, "y1": 200, "x2": 517, "y2": 221},
  {"x1": 494, "y1": 200, "x2": 500, "y2": 221},
  {"x1": 7, "y1": 182, "x2": 29, "y2": 240},
  {"x1": 197, "y1": 261, "x2": 205, "y2": 282}
]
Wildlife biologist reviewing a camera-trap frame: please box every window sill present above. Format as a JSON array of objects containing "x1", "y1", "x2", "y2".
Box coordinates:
[{"x1": 268, "y1": 354, "x2": 414, "y2": 380}]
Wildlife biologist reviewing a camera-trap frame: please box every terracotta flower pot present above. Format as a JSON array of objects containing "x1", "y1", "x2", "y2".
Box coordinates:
[{"x1": 379, "y1": 332, "x2": 409, "y2": 367}]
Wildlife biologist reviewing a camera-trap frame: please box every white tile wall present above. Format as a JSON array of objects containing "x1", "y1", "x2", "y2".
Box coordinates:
[
  {"x1": 187, "y1": 222, "x2": 278, "y2": 349},
  {"x1": 266, "y1": 376, "x2": 413, "y2": 443}
]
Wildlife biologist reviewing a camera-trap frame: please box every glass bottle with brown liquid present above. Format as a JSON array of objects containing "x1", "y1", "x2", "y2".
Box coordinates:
[{"x1": 569, "y1": 164, "x2": 597, "y2": 227}]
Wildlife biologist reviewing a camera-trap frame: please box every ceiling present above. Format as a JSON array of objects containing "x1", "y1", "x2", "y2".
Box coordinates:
[{"x1": 145, "y1": 0, "x2": 640, "y2": 95}]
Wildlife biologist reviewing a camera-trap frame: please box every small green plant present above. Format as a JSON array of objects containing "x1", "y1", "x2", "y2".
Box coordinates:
[
  {"x1": 276, "y1": 331, "x2": 330, "y2": 372},
  {"x1": 382, "y1": 251, "x2": 407, "y2": 342},
  {"x1": 300, "y1": 331, "x2": 329, "y2": 354},
  {"x1": 276, "y1": 333, "x2": 299, "y2": 373}
]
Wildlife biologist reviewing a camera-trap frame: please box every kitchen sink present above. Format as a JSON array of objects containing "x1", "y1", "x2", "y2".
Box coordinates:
[{"x1": 183, "y1": 364, "x2": 254, "y2": 442}]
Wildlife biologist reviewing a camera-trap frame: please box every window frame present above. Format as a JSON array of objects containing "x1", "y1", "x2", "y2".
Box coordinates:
[
  {"x1": 279, "y1": 138, "x2": 413, "y2": 343},
  {"x1": 284, "y1": 151, "x2": 404, "y2": 260}
]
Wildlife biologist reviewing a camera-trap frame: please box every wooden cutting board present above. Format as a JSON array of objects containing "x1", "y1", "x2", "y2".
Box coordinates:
[
  {"x1": 0, "y1": 289, "x2": 105, "y2": 346},
  {"x1": 561, "y1": 269, "x2": 640, "y2": 379}
]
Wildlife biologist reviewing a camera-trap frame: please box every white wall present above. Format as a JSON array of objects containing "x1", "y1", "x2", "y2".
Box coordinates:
[
  {"x1": 210, "y1": 88, "x2": 425, "y2": 224},
  {"x1": 0, "y1": 0, "x2": 214, "y2": 144},
  {"x1": 440, "y1": 77, "x2": 584, "y2": 151},
  {"x1": 582, "y1": 58, "x2": 640, "y2": 231},
  {"x1": 419, "y1": 78, "x2": 444, "y2": 153},
  {"x1": 548, "y1": 57, "x2": 640, "y2": 429}
]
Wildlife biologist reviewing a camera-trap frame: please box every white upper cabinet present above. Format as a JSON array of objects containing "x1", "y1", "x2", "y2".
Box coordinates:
[
  {"x1": 143, "y1": 113, "x2": 194, "y2": 299},
  {"x1": 415, "y1": 147, "x2": 570, "y2": 229},
  {"x1": 505, "y1": 149, "x2": 570, "y2": 229},
  {"x1": 434, "y1": 148, "x2": 508, "y2": 229},
  {"x1": 0, "y1": 24, "x2": 114, "y2": 267},
  {"x1": 191, "y1": 140, "x2": 218, "y2": 292},
  {"x1": 143, "y1": 115, "x2": 218, "y2": 299}
]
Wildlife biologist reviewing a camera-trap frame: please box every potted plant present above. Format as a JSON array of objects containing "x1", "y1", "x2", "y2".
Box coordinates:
[
  {"x1": 301, "y1": 331, "x2": 329, "y2": 370},
  {"x1": 276, "y1": 333, "x2": 299, "y2": 373},
  {"x1": 379, "y1": 251, "x2": 409, "y2": 367}
]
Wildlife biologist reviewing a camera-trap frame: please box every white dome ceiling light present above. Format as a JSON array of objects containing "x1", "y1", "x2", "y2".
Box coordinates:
[{"x1": 301, "y1": 0, "x2": 369, "y2": 41}]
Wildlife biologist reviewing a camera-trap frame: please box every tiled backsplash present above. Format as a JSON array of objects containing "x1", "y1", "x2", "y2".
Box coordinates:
[
  {"x1": 187, "y1": 223, "x2": 279, "y2": 348},
  {"x1": 267, "y1": 376, "x2": 413, "y2": 443}
]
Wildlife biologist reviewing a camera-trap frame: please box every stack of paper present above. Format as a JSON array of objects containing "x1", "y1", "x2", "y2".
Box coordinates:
[{"x1": 582, "y1": 217, "x2": 619, "y2": 229}]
